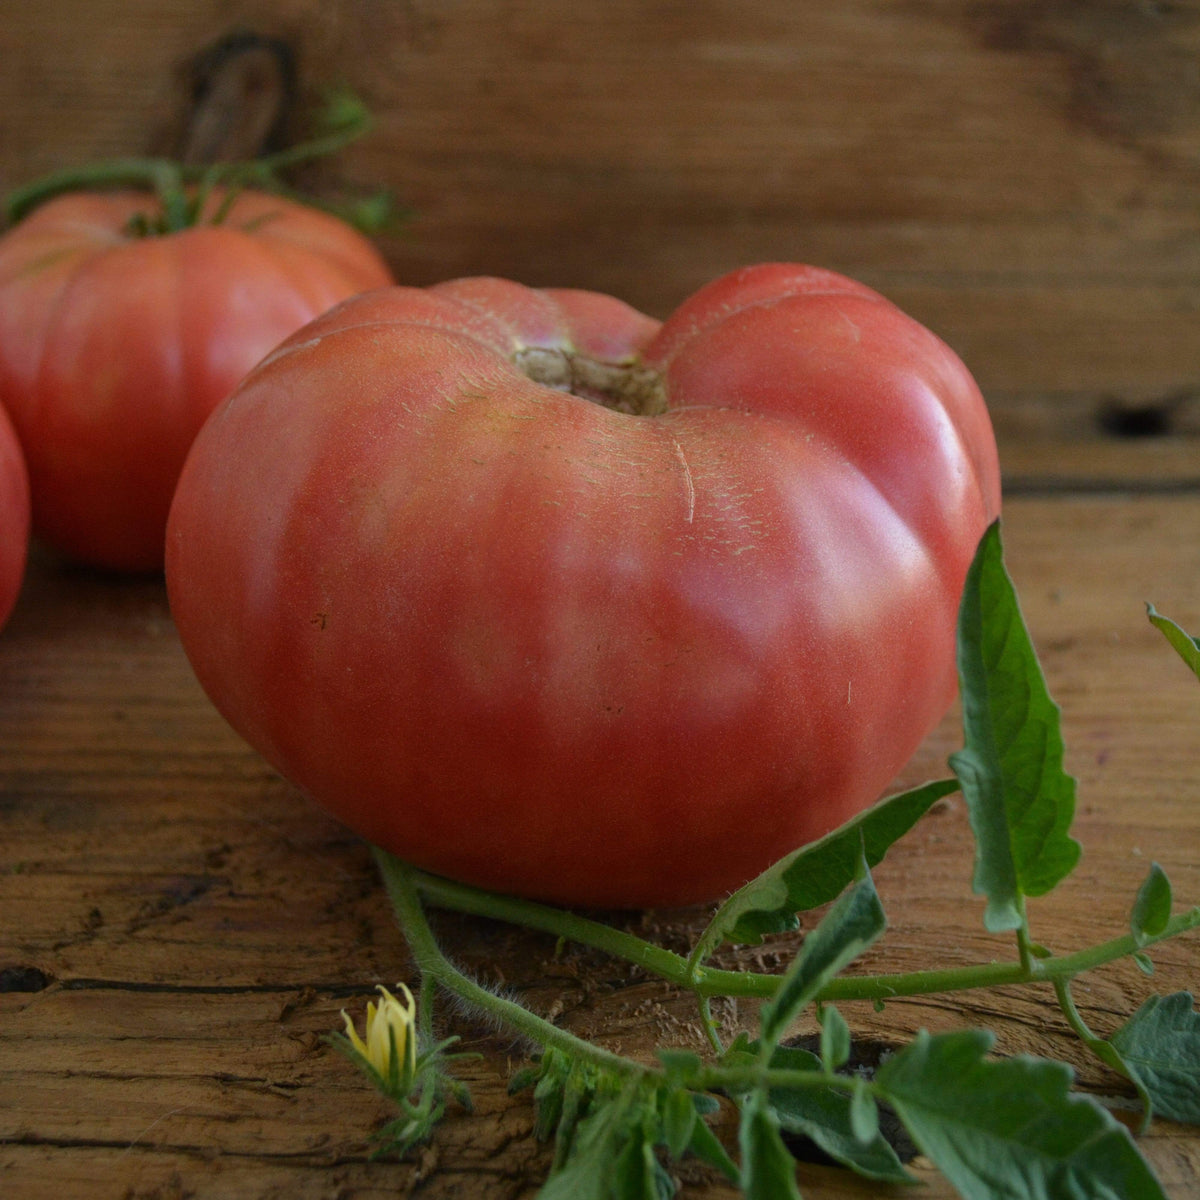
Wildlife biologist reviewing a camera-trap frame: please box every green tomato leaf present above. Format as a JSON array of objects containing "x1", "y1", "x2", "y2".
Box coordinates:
[
  {"x1": 685, "y1": 1104, "x2": 741, "y2": 1183},
  {"x1": 1131, "y1": 863, "x2": 1172, "y2": 947},
  {"x1": 772, "y1": 1076, "x2": 911, "y2": 1182},
  {"x1": 721, "y1": 1040, "x2": 913, "y2": 1183},
  {"x1": 508, "y1": 1063, "x2": 541, "y2": 1095},
  {"x1": 759, "y1": 869, "x2": 886, "y2": 1051},
  {"x1": 693, "y1": 778, "x2": 953, "y2": 959},
  {"x1": 772, "y1": 1085, "x2": 911, "y2": 1184},
  {"x1": 532, "y1": 1061, "x2": 569, "y2": 1143},
  {"x1": 536, "y1": 1146, "x2": 610, "y2": 1200},
  {"x1": 716, "y1": 1038, "x2": 820, "y2": 1082},
  {"x1": 536, "y1": 1082, "x2": 640, "y2": 1200},
  {"x1": 739, "y1": 1092, "x2": 803, "y2": 1200},
  {"x1": 949, "y1": 521, "x2": 1082, "y2": 932},
  {"x1": 849, "y1": 1077, "x2": 880, "y2": 1146},
  {"x1": 819, "y1": 1004, "x2": 851, "y2": 1072},
  {"x1": 1110, "y1": 992, "x2": 1200, "y2": 1126},
  {"x1": 660, "y1": 1086, "x2": 698, "y2": 1161},
  {"x1": 1147, "y1": 604, "x2": 1200, "y2": 680},
  {"x1": 875, "y1": 1029, "x2": 1166, "y2": 1200},
  {"x1": 718, "y1": 1030, "x2": 760, "y2": 1074},
  {"x1": 611, "y1": 1118, "x2": 674, "y2": 1200}
]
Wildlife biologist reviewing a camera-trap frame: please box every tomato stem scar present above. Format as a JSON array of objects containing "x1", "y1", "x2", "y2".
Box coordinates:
[{"x1": 514, "y1": 347, "x2": 668, "y2": 416}]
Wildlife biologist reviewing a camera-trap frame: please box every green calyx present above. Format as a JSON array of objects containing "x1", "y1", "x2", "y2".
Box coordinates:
[{"x1": 4, "y1": 88, "x2": 398, "y2": 236}]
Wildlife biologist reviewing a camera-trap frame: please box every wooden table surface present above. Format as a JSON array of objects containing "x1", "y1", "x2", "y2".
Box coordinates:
[{"x1": 2, "y1": 436, "x2": 1199, "y2": 1200}]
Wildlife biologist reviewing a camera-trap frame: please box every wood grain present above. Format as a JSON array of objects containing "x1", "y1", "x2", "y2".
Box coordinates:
[
  {"x1": 2, "y1": 495, "x2": 1198, "y2": 1198},
  {"x1": 2, "y1": 1, "x2": 1199, "y2": 476}
]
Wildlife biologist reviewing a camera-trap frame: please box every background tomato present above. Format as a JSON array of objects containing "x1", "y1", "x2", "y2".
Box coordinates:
[
  {"x1": 0, "y1": 189, "x2": 393, "y2": 571},
  {"x1": 166, "y1": 264, "x2": 1001, "y2": 909},
  {"x1": 0, "y1": 402, "x2": 29, "y2": 629}
]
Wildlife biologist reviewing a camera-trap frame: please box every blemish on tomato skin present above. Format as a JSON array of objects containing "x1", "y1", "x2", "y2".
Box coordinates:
[
  {"x1": 668, "y1": 435, "x2": 696, "y2": 524},
  {"x1": 253, "y1": 333, "x2": 324, "y2": 375}
]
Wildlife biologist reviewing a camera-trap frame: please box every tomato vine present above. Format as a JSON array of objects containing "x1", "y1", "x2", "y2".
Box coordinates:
[{"x1": 333, "y1": 522, "x2": 1200, "y2": 1198}]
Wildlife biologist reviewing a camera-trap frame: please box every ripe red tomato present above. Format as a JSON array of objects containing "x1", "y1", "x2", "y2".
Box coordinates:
[
  {"x1": 0, "y1": 402, "x2": 30, "y2": 629},
  {"x1": 0, "y1": 189, "x2": 393, "y2": 571},
  {"x1": 166, "y1": 264, "x2": 1001, "y2": 908}
]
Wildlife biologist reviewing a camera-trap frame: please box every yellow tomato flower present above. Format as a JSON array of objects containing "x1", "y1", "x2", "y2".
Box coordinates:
[{"x1": 341, "y1": 982, "x2": 418, "y2": 1092}]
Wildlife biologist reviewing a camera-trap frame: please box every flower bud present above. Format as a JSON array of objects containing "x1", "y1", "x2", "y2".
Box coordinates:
[{"x1": 341, "y1": 982, "x2": 418, "y2": 1095}]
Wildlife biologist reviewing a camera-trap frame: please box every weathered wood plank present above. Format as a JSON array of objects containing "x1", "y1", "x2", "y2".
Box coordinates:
[
  {"x1": 2, "y1": 494, "x2": 1198, "y2": 1197},
  {"x1": 2, "y1": 0, "x2": 1199, "y2": 466}
]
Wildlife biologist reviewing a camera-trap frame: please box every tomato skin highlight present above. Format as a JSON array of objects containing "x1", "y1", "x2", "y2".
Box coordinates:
[
  {"x1": 0, "y1": 402, "x2": 29, "y2": 630},
  {"x1": 0, "y1": 189, "x2": 393, "y2": 571},
  {"x1": 166, "y1": 264, "x2": 1001, "y2": 908}
]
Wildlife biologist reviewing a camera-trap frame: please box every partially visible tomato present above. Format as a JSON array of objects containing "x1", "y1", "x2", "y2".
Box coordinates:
[
  {"x1": 0, "y1": 402, "x2": 29, "y2": 630},
  {"x1": 0, "y1": 189, "x2": 393, "y2": 571},
  {"x1": 167, "y1": 264, "x2": 1001, "y2": 909}
]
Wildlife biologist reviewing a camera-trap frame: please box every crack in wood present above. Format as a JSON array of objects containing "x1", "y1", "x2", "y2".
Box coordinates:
[
  {"x1": 5, "y1": 1131, "x2": 387, "y2": 1166},
  {"x1": 1001, "y1": 476, "x2": 1200, "y2": 497},
  {"x1": 55, "y1": 978, "x2": 390, "y2": 998}
]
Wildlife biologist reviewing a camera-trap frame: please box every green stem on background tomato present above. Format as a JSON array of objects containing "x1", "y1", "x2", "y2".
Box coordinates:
[
  {"x1": 408, "y1": 863, "x2": 1200, "y2": 1004},
  {"x1": 4, "y1": 91, "x2": 374, "y2": 227}
]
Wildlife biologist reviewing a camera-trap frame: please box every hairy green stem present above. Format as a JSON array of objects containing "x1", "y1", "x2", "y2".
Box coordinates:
[
  {"x1": 410, "y1": 866, "x2": 1200, "y2": 1004},
  {"x1": 377, "y1": 852, "x2": 1198, "y2": 1150},
  {"x1": 411, "y1": 867, "x2": 693, "y2": 981},
  {"x1": 376, "y1": 851, "x2": 648, "y2": 1082},
  {"x1": 379, "y1": 853, "x2": 876, "y2": 1106}
]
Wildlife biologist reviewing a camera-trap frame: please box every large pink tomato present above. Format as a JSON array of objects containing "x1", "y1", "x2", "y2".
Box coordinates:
[
  {"x1": 166, "y1": 264, "x2": 1000, "y2": 908},
  {"x1": 0, "y1": 402, "x2": 30, "y2": 629},
  {"x1": 0, "y1": 189, "x2": 393, "y2": 571}
]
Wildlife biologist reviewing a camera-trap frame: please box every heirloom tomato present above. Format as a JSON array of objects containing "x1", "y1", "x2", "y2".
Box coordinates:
[
  {"x1": 166, "y1": 264, "x2": 1001, "y2": 908},
  {"x1": 0, "y1": 402, "x2": 29, "y2": 630},
  {"x1": 0, "y1": 189, "x2": 392, "y2": 571}
]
